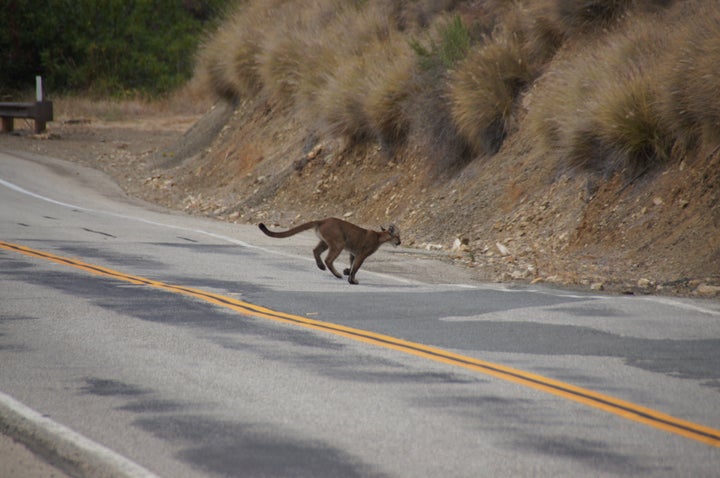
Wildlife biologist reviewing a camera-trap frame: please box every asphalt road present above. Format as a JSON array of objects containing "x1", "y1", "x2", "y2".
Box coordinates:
[{"x1": 1, "y1": 149, "x2": 719, "y2": 477}]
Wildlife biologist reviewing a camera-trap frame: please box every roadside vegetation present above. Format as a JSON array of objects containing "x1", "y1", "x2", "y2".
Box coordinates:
[
  {"x1": 196, "y1": 0, "x2": 720, "y2": 174},
  {"x1": 0, "y1": 0, "x2": 230, "y2": 97}
]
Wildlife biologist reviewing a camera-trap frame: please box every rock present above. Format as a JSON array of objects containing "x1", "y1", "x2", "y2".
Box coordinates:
[
  {"x1": 652, "y1": 197, "x2": 663, "y2": 206},
  {"x1": 496, "y1": 242, "x2": 511, "y2": 256},
  {"x1": 695, "y1": 284, "x2": 720, "y2": 296},
  {"x1": 307, "y1": 144, "x2": 323, "y2": 159},
  {"x1": 452, "y1": 237, "x2": 470, "y2": 251},
  {"x1": 637, "y1": 278, "x2": 653, "y2": 289},
  {"x1": 293, "y1": 157, "x2": 308, "y2": 171}
]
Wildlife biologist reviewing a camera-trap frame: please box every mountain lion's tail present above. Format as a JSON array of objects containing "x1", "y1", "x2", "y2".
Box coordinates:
[{"x1": 258, "y1": 221, "x2": 319, "y2": 238}]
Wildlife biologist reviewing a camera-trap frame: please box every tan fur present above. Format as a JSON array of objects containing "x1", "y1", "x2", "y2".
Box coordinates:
[{"x1": 259, "y1": 218, "x2": 401, "y2": 284}]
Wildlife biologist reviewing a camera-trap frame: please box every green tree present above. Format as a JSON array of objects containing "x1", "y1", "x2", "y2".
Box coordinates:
[{"x1": 0, "y1": 0, "x2": 230, "y2": 96}]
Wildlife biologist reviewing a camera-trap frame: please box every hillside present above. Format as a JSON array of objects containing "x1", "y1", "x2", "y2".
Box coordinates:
[{"x1": 59, "y1": 0, "x2": 720, "y2": 295}]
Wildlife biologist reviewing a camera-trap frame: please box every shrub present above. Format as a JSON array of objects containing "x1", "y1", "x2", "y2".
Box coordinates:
[
  {"x1": 300, "y1": 2, "x2": 401, "y2": 140},
  {"x1": 553, "y1": 0, "x2": 677, "y2": 38},
  {"x1": 257, "y1": 0, "x2": 341, "y2": 105},
  {"x1": 407, "y1": 71, "x2": 475, "y2": 171},
  {"x1": 662, "y1": 2, "x2": 720, "y2": 151},
  {"x1": 515, "y1": 1, "x2": 564, "y2": 64},
  {"x1": 197, "y1": 17, "x2": 257, "y2": 101},
  {"x1": 363, "y1": 40, "x2": 418, "y2": 148},
  {"x1": 410, "y1": 14, "x2": 471, "y2": 70},
  {"x1": 197, "y1": 1, "x2": 292, "y2": 101},
  {"x1": 450, "y1": 29, "x2": 535, "y2": 156},
  {"x1": 588, "y1": 71, "x2": 672, "y2": 173},
  {"x1": 528, "y1": 14, "x2": 675, "y2": 175},
  {"x1": 555, "y1": 0, "x2": 635, "y2": 36},
  {"x1": 528, "y1": 56, "x2": 597, "y2": 154},
  {"x1": 316, "y1": 54, "x2": 374, "y2": 142},
  {"x1": 257, "y1": 34, "x2": 310, "y2": 104}
]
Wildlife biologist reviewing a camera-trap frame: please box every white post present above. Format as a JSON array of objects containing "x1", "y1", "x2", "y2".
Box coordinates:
[{"x1": 36, "y1": 76, "x2": 43, "y2": 102}]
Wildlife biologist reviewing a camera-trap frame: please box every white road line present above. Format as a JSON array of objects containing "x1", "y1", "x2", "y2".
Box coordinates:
[
  {"x1": 0, "y1": 390, "x2": 159, "y2": 478},
  {"x1": 641, "y1": 296, "x2": 720, "y2": 317},
  {"x1": 0, "y1": 176, "x2": 260, "y2": 249}
]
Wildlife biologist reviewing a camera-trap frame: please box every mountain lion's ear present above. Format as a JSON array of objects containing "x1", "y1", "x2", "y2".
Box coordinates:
[
  {"x1": 381, "y1": 226, "x2": 386, "y2": 231},
  {"x1": 388, "y1": 225, "x2": 396, "y2": 234}
]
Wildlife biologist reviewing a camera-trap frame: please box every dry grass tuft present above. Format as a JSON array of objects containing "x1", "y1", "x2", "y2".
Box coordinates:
[
  {"x1": 555, "y1": 0, "x2": 635, "y2": 36},
  {"x1": 195, "y1": 4, "x2": 268, "y2": 101},
  {"x1": 450, "y1": 28, "x2": 534, "y2": 156},
  {"x1": 514, "y1": 2, "x2": 564, "y2": 63},
  {"x1": 662, "y1": 2, "x2": 720, "y2": 151},
  {"x1": 363, "y1": 40, "x2": 418, "y2": 147},
  {"x1": 316, "y1": 54, "x2": 373, "y2": 142},
  {"x1": 528, "y1": 12, "x2": 678, "y2": 175},
  {"x1": 257, "y1": 0, "x2": 343, "y2": 105},
  {"x1": 306, "y1": 3, "x2": 404, "y2": 141},
  {"x1": 581, "y1": 69, "x2": 672, "y2": 174}
]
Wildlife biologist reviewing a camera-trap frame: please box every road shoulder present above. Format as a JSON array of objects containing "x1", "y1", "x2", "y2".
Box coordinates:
[{"x1": 0, "y1": 432, "x2": 71, "y2": 478}]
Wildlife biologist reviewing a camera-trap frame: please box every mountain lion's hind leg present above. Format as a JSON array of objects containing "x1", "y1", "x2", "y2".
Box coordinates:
[
  {"x1": 313, "y1": 241, "x2": 328, "y2": 271},
  {"x1": 323, "y1": 246, "x2": 344, "y2": 278}
]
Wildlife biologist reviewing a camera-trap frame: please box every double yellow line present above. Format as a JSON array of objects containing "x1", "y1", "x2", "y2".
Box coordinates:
[{"x1": 2, "y1": 240, "x2": 719, "y2": 448}]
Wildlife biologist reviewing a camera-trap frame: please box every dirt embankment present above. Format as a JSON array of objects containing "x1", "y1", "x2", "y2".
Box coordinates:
[{"x1": 4, "y1": 92, "x2": 717, "y2": 298}]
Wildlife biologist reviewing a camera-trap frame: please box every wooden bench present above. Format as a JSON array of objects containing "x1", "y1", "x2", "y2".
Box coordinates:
[{"x1": 0, "y1": 100, "x2": 54, "y2": 134}]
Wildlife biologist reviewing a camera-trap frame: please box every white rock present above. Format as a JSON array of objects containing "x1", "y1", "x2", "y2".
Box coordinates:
[
  {"x1": 496, "y1": 242, "x2": 511, "y2": 256},
  {"x1": 637, "y1": 278, "x2": 653, "y2": 289},
  {"x1": 695, "y1": 284, "x2": 720, "y2": 296},
  {"x1": 452, "y1": 237, "x2": 470, "y2": 251},
  {"x1": 511, "y1": 269, "x2": 528, "y2": 280}
]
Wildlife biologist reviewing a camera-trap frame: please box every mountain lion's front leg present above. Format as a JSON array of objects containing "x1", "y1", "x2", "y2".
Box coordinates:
[
  {"x1": 346, "y1": 254, "x2": 367, "y2": 285},
  {"x1": 343, "y1": 254, "x2": 356, "y2": 276}
]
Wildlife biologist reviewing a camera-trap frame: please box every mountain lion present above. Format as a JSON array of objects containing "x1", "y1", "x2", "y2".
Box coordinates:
[{"x1": 258, "y1": 218, "x2": 401, "y2": 284}]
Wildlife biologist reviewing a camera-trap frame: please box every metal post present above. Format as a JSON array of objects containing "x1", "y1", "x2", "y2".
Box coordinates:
[
  {"x1": 36, "y1": 76, "x2": 43, "y2": 102},
  {"x1": 34, "y1": 76, "x2": 50, "y2": 133}
]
